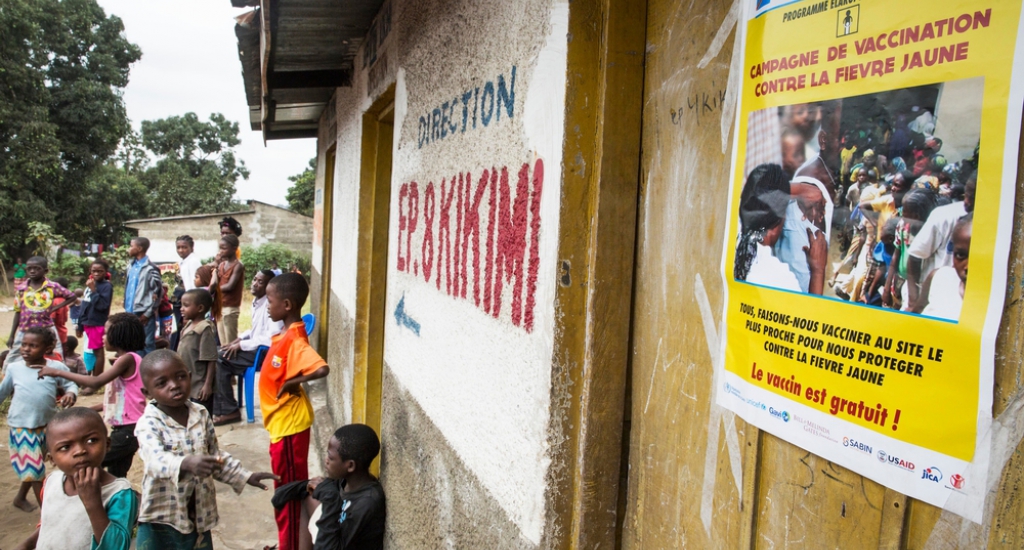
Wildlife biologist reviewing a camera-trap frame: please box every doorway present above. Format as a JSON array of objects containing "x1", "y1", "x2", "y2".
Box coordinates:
[
  {"x1": 317, "y1": 146, "x2": 336, "y2": 356},
  {"x1": 352, "y1": 87, "x2": 395, "y2": 474}
]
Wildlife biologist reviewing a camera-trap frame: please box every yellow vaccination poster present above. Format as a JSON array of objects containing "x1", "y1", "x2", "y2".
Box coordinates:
[{"x1": 717, "y1": 0, "x2": 1024, "y2": 522}]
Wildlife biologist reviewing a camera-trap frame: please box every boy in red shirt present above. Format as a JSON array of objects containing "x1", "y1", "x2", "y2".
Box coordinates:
[{"x1": 259, "y1": 273, "x2": 329, "y2": 550}]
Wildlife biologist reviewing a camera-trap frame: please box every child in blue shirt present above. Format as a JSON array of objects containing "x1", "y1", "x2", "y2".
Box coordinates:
[{"x1": 0, "y1": 327, "x2": 78, "y2": 512}]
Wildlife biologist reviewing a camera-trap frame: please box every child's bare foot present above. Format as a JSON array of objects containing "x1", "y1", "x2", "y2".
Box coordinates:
[{"x1": 13, "y1": 497, "x2": 37, "y2": 512}]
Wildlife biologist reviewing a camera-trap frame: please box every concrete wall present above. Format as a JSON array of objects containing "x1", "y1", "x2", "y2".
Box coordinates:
[
  {"x1": 314, "y1": 0, "x2": 568, "y2": 545},
  {"x1": 126, "y1": 202, "x2": 312, "y2": 264}
]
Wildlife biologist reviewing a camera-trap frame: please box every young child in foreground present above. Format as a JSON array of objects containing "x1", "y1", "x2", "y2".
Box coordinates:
[
  {"x1": 14, "y1": 407, "x2": 139, "y2": 550},
  {"x1": 134, "y1": 350, "x2": 277, "y2": 549},
  {"x1": 39, "y1": 313, "x2": 148, "y2": 477},
  {"x1": 307, "y1": 424, "x2": 385, "y2": 550},
  {"x1": 0, "y1": 328, "x2": 78, "y2": 512},
  {"x1": 260, "y1": 273, "x2": 330, "y2": 550}
]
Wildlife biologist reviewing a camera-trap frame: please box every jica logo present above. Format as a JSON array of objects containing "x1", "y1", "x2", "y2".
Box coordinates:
[
  {"x1": 921, "y1": 467, "x2": 942, "y2": 483},
  {"x1": 769, "y1": 407, "x2": 790, "y2": 422}
]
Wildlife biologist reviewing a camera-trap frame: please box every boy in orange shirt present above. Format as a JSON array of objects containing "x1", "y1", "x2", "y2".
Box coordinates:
[{"x1": 259, "y1": 273, "x2": 329, "y2": 550}]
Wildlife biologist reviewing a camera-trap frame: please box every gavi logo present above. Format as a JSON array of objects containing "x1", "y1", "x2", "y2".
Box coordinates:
[{"x1": 769, "y1": 407, "x2": 790, "y2": 422}]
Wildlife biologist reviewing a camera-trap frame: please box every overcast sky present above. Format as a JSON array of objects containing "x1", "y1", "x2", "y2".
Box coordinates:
[{"x1": 97, "y1": 0, "x2": 315, "y2": 206}]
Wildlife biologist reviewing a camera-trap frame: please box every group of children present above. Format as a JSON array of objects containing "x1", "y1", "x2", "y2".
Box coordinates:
[
  {"x1": 2, "y1": 237, "x2": 385, "y2": 549},
  {"x1": 829, "y1": 129, "x2": 975, "y2": 320}
]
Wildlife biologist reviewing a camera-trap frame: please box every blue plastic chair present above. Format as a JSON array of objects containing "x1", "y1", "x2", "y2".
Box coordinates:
[
  {"x1": 236, "y1": 313, "x2": 317, "y2": 423},
  {"x1": 238, "y1": 346, "x2": 269, "y2": 424}
]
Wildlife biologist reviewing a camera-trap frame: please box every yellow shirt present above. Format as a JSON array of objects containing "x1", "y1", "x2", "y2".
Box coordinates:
[{"x1": 258, "y1": 322, "x2": 327, "y2": 442}]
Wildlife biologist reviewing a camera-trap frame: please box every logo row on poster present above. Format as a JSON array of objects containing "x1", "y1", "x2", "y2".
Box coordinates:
[{"x1": 724, "y1": 382, "x2": 966, "y2": 492}]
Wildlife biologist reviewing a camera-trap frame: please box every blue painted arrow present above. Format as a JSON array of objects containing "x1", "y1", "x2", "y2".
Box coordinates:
[{"x1": 394, "y1": 294, "x2": 421, "y2": 336}]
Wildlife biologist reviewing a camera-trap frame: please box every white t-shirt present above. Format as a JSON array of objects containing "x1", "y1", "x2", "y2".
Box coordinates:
[
  {"x1": 921, "y1": 266, "x2": 964, "y2": 321},
  {"x1": 179, "y1": 252, "x2": 203, "y2": 291},
  {"x1": 908, "y1": 201, "x2": 966, "y2": 275},
  {"x1": 747, "y1": 243, "x2": 802, "y2": 292},
  {"x1": 36, "y1": 473, "x2": 133, "y2": 550}
]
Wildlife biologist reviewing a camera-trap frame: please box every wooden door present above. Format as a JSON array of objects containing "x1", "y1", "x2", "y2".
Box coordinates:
[{"x1": 621, "y1": 0, "x2": 1024, "y2": 548}]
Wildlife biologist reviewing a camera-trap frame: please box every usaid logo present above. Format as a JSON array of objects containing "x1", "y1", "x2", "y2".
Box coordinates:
[
  {"x1": 884, "y1": 454, "x2": 916, "y2": 472},
  {"x1": 877, "y1": 450, "x2": 887, "y2": 463},
  {"x1": 842, "y1": 437, "x2": 872, "y2": 454},
  {"x1": 769, "y1": 407, "x2": 790, "y2": 422},
  {"x1": 921, "y1": 467, "x2": 942, "y2": 483}
]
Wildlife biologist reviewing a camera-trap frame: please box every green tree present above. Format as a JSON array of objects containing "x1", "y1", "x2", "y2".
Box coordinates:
[
  {"x1": 24, "y1": 222, "x2": 64, "y2": 259},
  {"x1": 0, "y1": 0, "x2": 141, "y2": 252},
  {"x1": 285, "y1": 158, "x2": 316, "y2": 216},
  {"x1": 140, "y1": 112, "x2": 250, "y2": 216},
  {"x1": 71, "y1": 161, "x2": 150, "y2": 244}
]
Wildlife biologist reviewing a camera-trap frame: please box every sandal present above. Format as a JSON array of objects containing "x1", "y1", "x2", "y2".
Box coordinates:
[{"x1": 213, "y1": 412, "x2": 242, "y2": 426}]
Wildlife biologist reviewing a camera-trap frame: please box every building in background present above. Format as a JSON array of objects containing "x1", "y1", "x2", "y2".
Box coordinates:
[{"x1": 125, "y1": 200, "x2": 312, "y2": 264}]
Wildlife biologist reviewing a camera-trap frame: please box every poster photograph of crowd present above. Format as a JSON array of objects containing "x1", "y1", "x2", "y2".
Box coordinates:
[{"x1": 733, "y1": 78, "x2": 982, "y2": 322}]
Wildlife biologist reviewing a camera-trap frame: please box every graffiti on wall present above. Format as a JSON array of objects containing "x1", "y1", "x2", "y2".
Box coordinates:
[
  {"x1": 395, "y1": 159, "x2": 545, "y2": 333},
  {"x1": 417, "y1": 66, "x2": 517, "y2": 149}
]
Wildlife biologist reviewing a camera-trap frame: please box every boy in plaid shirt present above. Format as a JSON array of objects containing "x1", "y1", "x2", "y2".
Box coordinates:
[{"x1": 134, "y1": 350, "x2": 276, "y2": 549}]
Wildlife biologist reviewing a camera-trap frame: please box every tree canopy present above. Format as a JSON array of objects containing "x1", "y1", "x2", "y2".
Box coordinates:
[
  {"x1": 0, "y1": 0, "x2": 141, "y2": 255},
  {"x1": 140, "y1": 112, "x2": 250, "y2": 216},
  {"x1": 0, "y1": 1, "x2": 285, "y2": 260},
  {"x1": 286, "y1": 158, "x2": 316, "y2": 217}
]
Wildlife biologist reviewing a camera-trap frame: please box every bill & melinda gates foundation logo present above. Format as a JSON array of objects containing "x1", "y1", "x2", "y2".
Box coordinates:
[{"x1": 877, "y1": 450, "x2": 915, "y2": 472}]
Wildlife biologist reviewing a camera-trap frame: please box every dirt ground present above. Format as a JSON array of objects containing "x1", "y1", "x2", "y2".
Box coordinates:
[{"x1": 0, "y1": 290, "x2": 320, "y2": 549}]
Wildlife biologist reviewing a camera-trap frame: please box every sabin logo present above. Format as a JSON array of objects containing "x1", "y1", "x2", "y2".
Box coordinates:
[{"x1": 843, "y1": 437, "x2": 872, "y2": 454}]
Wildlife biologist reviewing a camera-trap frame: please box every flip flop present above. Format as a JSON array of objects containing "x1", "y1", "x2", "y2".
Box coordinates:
[{"x1": 213, "y1": 413, "x2": 242, "y2": 426}]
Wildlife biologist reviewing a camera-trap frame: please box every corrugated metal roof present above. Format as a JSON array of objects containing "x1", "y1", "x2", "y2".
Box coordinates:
[{"x1": 231, "y1": 0, "x2": 385, "y2": 141}]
